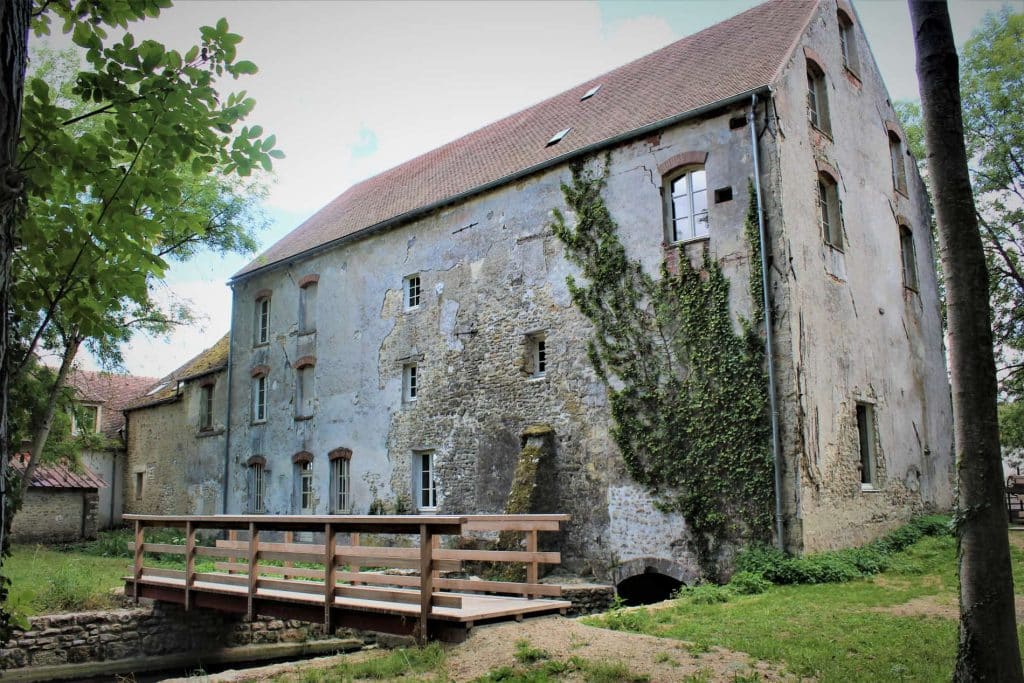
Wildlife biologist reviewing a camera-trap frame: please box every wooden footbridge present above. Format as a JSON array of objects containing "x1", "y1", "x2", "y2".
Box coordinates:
[{"x1": 123, "y1": 514, "x2": 571, "y2": 642}]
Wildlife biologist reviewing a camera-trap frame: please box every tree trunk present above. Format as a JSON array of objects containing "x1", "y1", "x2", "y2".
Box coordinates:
[
  {"x1": 0, "y1": 0, "x2": 30, "y2": 563},
  {"x1": 18, "y1": 336, "x2": 81, "y2": 499},
  {"x1": 908, "y1": 2, "x2": 1024, "y2": 680}
]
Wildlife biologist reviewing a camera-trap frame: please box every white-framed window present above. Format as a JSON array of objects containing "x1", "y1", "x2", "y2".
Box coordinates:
[
  {"x1": 665, "y1": 167, "x2": 708, "y2": 243},
  {"x1": 199, "y1": 383, "x2": 214, "y2": 431},
  {"x1": 252, "y1": 375, "x2": 267, "y2": 423},
  {"x1": 818, "y1": 173, "x2": 843, "y2": 250},
  {"x1": 856, "y1": 402, "x2": 878, "y2": 489},
  {"x1": 296, "y1": 365, "x2": 315, "y2": 418},
  {"x1": 900, "y1": 225, "x2": 919, "y2": 291},
  {"x1": 331, "y1": 457, "x2": 351, "y2": 513},
  {"x1": 250, "y1": 461, "x2": 266, "y2": 513},
  {"x1": 889, "y1": 132, "x2": 908, "y2": 195},
  {"x1": 299, "y1": 282, "x2": 318, "y2": 333},
  {"x1": 807, "y1": 61, "x2": 831, "y2": 134},
  {"x1": 403, "y1": 363, "x2": 418, "y2": 402},
  {"x1": 73, "y1": 404, "x2": 100, "y2": 435},
  {"x1": 416, "y1": 450, "x2": 437, "y2": 511},
  {"x1": 529, "y1": 333, "x2": 547, "y2": 378},
  {"x1": 404, "y1": 274, "x2": 421, "y2": 310},
  {"x1": 838, "y1": 11, "x2": 859, "y2": 75},
  {"x1": 298, "y1": 460, "x2": 314, "y2": 513},
  {"x1": 255, "y1": 296, "x2": 271, "y2": 345}
]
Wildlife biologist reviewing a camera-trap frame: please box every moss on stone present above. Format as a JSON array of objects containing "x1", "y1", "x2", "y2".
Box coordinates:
[
  {"x1": 505, "y1": 444, "x2": 544, "y2": 515},
  {"x1": 521, "y1": 423, "x2": 554, "y2": 438}
]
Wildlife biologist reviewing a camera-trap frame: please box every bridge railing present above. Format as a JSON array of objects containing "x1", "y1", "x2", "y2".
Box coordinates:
[{"x1": 123, "y1": 513, "x2": 568, "y2": 639}]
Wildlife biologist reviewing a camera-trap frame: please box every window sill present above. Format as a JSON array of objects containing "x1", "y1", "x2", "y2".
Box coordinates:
[
  {"x1": 294, "y1": 414, "x2": 314, "y2": 422},
  {"x1": 297, "y1": 328, "x2": 316, "y2": 337},
  {"x1": 860, "y1": 485, "x2": 881, "y2": 493},
  {"x1": 196, "y1": 428, "x2": 225, "y2": 438},
  {"x1": 824, "y1": 242, "x2": 845, "y2": 254},
  {"x1": 418, "y1": 508, "x2": 438, "y2": 514},
  {"x1": 894, "y1": 187, "x2": 909, "y2": 199},
  {"x1": 666, "y1": 235, "x2": 710, "y2": 248},
  {"x1": 404, "y1": 305, "x2": 422, "y2": 314},
  {"x1": 253, "y1": 342, "x2": 269, "y2": 349},
  {"x1": 809, "y1": 124, "x2": 833, "y2": 142},
  {"x1": 843, "y1": 66, "x2": 862, "y2": 88},
  {"x1": 528, "y1": 374, "x2": 547, "y2": 382},
  {"x1": 251, "y1": 419, "x2": 267, "y2": 426}
]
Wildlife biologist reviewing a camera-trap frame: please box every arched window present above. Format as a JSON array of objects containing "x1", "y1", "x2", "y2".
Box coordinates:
[
  {"x1": 899, "y1": 224, "x2": 918, "y2": 291},
  {"x1": 330, "y1": 448, "x2": 352, "y2": 513},
  {"x1": 298, "y1": 275, "x2": 319, "y2": 333},
  {"x1": 254, "y1": 290, "x2": 271, "y2": 346},
  {"x1": 664, "y1": 166, "x2": 708, "y2": 243},
  {"x1": 818, "y1": 172, "x2": 842, "y2": 250},
  {"x1": 807, "y1": 60, "x2": 831, "y2": 134},
  {"x1": 838, "y1": 9, "x2": 859, "y2": 75},
  {"x1": 293, "y1": 451, "x2": 314, "y2": 514},
  {"x1": 889, "y1": 131, "x2": 908, "y2": 195}
]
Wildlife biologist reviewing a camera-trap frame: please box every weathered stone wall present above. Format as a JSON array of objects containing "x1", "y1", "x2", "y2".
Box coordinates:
[
  {"x1": 227, "y1": 107, "x2": 764, "y2": 583},
  {"x1": 81, "y1": 448, "x2": 123, "y2": 529},
  {"x1": 224, "y1": 0, "x2": 953, "y2": 580},
  {"x1": 11, "y1": 490, "x2": 97, "y2": 543},
  {"x1": 0, "y1": 603, "x2": 349, "y2": 671},
  {"x1": 124, "y1": 371, "x2": 227, "y2": 516},
  {"x1": 767, "y1": 0, "x2": 954, "y2": 551}
]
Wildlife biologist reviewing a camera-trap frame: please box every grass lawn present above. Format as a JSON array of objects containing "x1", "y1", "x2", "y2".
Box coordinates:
[
  {"x1": 585, "y1": 532, "x2": 1024, "y2": 682},
  {"x1": 5, "y1": 543, "x2": 131, "y2": 615}
]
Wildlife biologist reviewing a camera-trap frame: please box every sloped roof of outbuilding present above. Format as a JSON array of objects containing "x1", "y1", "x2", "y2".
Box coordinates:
[
  {"x1": 124, "y1": 333, "x2": 230, "y2": 411},
  {"x1": 234, "y1": 0, "x2": 818, "y2": 280},
  {"x1": 10, "y1": 453, "x2": 105, "y2": 490}
]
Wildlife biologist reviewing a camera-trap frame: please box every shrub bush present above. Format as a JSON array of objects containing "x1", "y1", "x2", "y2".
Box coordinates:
[
  {"x1": 733, "y1": 515, "x2": 950, "y2": 588},
  {"x1": 727, "y1": 571, "x2": 772, "y2": 595}
]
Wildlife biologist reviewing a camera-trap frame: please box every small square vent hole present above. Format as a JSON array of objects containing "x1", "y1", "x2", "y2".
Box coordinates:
[{"x1": 714, "y1": 187, "x2": 733, "y2": 203}]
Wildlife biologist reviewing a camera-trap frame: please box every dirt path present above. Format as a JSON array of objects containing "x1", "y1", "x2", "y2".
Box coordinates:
[{"x1": 179, "y1": 615, "x2": 796, "y2": 682}]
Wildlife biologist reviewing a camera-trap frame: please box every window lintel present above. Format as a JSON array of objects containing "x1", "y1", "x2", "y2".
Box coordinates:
[
  {"x1": 657, "y1": 151, "x2": 708, "y2": 178},
  {"x1": 292, "y1": 451, "x2": 313, "y2": 465},
  {"x1": 250, "y1": 364, "x2": 270, "y2": 378},
  {"x1": 247, "y1": 455, "x2": 267, "y2": 468},
  {"x1": 329, "y1": 447, "x2": 353, "y2": 461}
]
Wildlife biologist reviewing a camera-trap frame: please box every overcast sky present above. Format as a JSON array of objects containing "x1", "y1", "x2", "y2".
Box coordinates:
[{"x1": 45, "y1": 0, "x2": 1017, "y2": 379}]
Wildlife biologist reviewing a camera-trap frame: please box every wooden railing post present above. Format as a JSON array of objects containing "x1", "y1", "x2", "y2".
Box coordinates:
[
  {"x1": 133, "y1": 519, "x2": 143, "y2": 602},
  {"x1": 284, "y1": 531, "x2": 295, "y2": 572},
  {"x1": 184, "y1": 521, "x2": 195, "y2": 610},
  {"x1": 247, "y1": 522, "x2": 259, "y2": 620},
  {"x1": 227, "y1": 529, "x2": 238, "y2": 575},
  {"x1": 351, "y1": 532, "x2": 361, "y2": 585},
  {"x1": 526, "y1": 530, "x2": 538, "y2": 599},
  {"x1": 324, "y1": 523, "x2": 337, "y2": 632},
  {"x1": 418, "y1": 524, "x2": 433, "y2": 644}
]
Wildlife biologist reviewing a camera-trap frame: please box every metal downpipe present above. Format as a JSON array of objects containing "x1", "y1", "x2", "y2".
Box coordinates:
[
  {"x1": 749, "y1": 93, "x2": 786, "y2": 551},
  {"x1": 221, "y1": 324, "x2": 234, "y2": 514}
]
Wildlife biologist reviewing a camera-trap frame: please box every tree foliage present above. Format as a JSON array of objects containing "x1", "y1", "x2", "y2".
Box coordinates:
[
  {"x1": 898, "y1": 9, "x2": 1024, "y2": 399},
  {"x1": 551, "y1": 157, "x2": 773, "y2": 575}
]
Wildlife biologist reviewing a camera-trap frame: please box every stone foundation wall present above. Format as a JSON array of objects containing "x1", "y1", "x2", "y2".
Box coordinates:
[
  {"x1": 0, "y1": 602, "x2": 365, "y2": 671},
  {"x1": 559, "y1": 584, "x2": 616, "y2": 616},
  {"x1": 10, "y1": 489, "x2": 98, "y2": 543}
]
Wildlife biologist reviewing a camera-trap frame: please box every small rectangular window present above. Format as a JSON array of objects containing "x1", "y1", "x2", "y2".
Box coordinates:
[
  {"x1": 299, "y1": 283, "x2": 318, "y2": 333},
  {"x1": 900, "y1": 226, "x2": 919, "y2": 291},
  {"x1": 199, "y1": 384, "x2": 214, "y2": 431},
  {"x1": 74, "y1": 405, "x2": 99, "y2": 435},
  {"x1": 417, "y1": 451, "x2": 437, "y2": 511},
  {"x1": 135, "y1": 471, "x2": 144, "y2": 500},
  {"x1": 818, "y1": 176, "x2": 843, "y2": 250},
  {"x1": 255, "y1": 297, "x2": 271, "y2": 345},
  {"x1": 839, "y1": 14, "x2": 860, "y2": 75},
  {"x1": 331, "y1": 458, "x2": 350, "y2": 513},
  {"x1": 856, "y1": 403, "x2": 877, "y2": 489},
  {"x1": 890, "y1": 133, "x2": 908, "y2": 195},
  {"x1": 666, "y1": 168, "x2": 708, "y2": 243},
  {"x1": 253, "y1": 376, "x2": 267, "y2": 423},
  {"x1": 405, "y1": 275, "x2": 421, "y2": 309},
  {"x1": 403, "y1": 363, "x2": 418, "y2": 402},
  {"x1": 251, "y1": 463, "x2": 266, "y2": 513},
  {"x1": 529, "y1": 333, "x2": 547, "y2": 378}
]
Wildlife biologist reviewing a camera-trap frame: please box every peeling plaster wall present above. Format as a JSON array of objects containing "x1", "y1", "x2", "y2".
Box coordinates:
[
  {"x1": 228, "y1": 107, "x2": 765, "y2": 581},
  {"x1": 124, "y1": 373, "x2": 227, "y2": 516},
  {"x1": 768, "y1": 0, "x2": 954, "y2": 551}
]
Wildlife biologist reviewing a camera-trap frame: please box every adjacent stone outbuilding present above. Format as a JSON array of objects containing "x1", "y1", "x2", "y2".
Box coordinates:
[{"x1": 10, "y1": 455, "x2": 104, "y2": 543}]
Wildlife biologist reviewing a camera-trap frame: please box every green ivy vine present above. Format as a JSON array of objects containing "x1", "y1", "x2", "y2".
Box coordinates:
[{"x1": 551, "y1": 156, "x2": 774, "y2": 572}]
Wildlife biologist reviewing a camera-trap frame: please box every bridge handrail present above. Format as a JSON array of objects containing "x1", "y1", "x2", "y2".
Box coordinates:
[{"x1": 123, "y1": 513, "x2": 568, "y2": 640}]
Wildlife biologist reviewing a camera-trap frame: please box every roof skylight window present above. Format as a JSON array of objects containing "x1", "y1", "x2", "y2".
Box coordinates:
[
  {"x1": 581, "y1": 84, "x2": 601, "y2": 101},
  {"x1": 546, "y1": 127, "x2": 571, "y2": 147}
]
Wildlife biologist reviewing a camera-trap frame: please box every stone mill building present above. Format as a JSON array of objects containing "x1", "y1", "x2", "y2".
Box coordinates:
[{"x1": 212, "y1": 0, "x2": 952, "y2": 587}]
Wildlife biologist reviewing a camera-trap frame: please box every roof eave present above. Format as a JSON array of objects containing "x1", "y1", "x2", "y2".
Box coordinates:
[{"x1": 229, "y1": 85, "x2": 772, "y2": 285}]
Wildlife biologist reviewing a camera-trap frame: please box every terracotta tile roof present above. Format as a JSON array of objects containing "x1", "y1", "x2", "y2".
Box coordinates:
[
  {"x1": 234, "y1": 0, "x2": 817, "y2": 279},
  {"x1": 10, "y1": 453, "x2": 105, "y2": 490},
  {"x1": 124, "y1": 333, "x2": 229, "y2": 411},
  {"x1": 66, "y1": 370, "x2": 159, "y2": 438}
]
